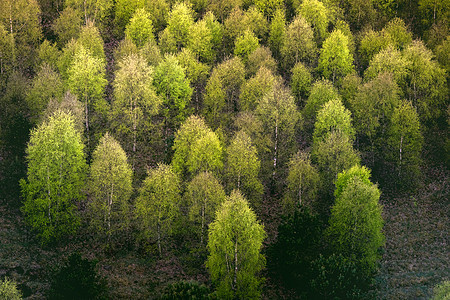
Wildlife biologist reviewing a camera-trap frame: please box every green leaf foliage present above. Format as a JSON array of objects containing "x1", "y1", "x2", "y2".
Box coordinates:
[
  {"x1": 226, "y1": 130, "x2": 263, "y2": 205},
  {"x1": 186, "y1": 171, "x2": 226, "y2": 246},
  {"x1": 20, "y1": 111, "x2": 86, "y2": 244},
  {"x1": 234, "y1": 29, "x2": 259, "y2": 63},
  {"x1": 153, "y1": 54, "x2": 193, "y2": 130},
  {"x1": 52, "y1": 7, "x2": 82, "y2": 47},
  {"x1": 327, "y1": 175, "x2": 384, "y2": 274},
  {"x1": 88, "y1": 133, "x2": 133, "y2": 246},
  {"x1": 298, "y1": 0, "x2": 329, "y2": 43},
  {"x1": 318, "y1": 29, "x2": 354, "y2": 83},
  {"x1": 125, "y1": 8, "x2": 155, "y2": 48},
  {"x1": 268, "y1": 8, "x2": 285, "y2": 59},
  {"x1": 0, "y1": 277, "x2": 22, "y2": 300},
  {"x1": 239, "y1": 67, "x2": 275, "y2": 111},
  {"x1": 290, "y1": 62, "x2": 313, "y2": 105},
  {"x1": 206, "y1": 190, "x2": 266, "y2": 299},
  {"x1": 135, "y1": 164, "x2": 181, "y2": 255},
  {"x1": 283, "y1": 151, "x2": 320, "y2": 214},
  {"x1": 246, "y1": 46, "x2": 277, "y2": 78},
  {"x1": 313, "y1": 98, "x2": 355, "y2": 145}
]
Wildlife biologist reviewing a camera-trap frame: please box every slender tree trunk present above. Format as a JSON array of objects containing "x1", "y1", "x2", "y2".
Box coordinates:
[
  {"x1": 9, "y1": 2, "x2": 13, "y2": 34},
  {"x1": 298, "y1": 173, "x2": 302, "y2": 206},
  {"x1": 234, "y1": 239, "x2": 238, "y2": 291},
  {"x1": 399, "y1": 135, "x2": 403, "y2": 178},
  {"x1": 201, "y1": 203, "x2": 205, "y2": 245},
  {"x1": 108, "y1": 182, "x2": 114, "y2": 244},
  {"x1": 84, "y1": 0, "x2": 88, "y2": 24},
  {"x1": 157, "y1": 223, "x2": 162, "y2": 256},
  {"x1": 47, "y1": 165, "x2": 51, "y2": 223},
  {"x1": 273, "y1": 120, "x2": 278, "y2": 178},
  {"x1": 85, "y1": 96, "x2": 90, "y2": 150}
]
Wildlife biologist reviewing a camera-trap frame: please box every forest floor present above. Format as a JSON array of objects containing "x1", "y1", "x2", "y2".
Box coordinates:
[{"x1": 0, "y1": 166, "x2": 448, "y2": 299}]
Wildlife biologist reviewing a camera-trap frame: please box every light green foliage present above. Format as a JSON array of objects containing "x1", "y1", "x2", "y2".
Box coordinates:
[
  {"x1": 256, "y1": 82, "x2": 301, "y2": 180},
  {"x1": 418, "y1": 0, "x2": 450, "y2": 28},
  {"x1": 339, "y1": 72, "x2": 361, "y2": 108},
  {"x1": 139, "y1": 39, "x2": 162, "y2": 67},
  {"x1": 77, "y1": 22, "x2": 106, "y2": 63},
  {"x1": 144, "y1": 0, "x2": 169, "y2": 33},
  {"x1": 207, "y1": 0, "x2": 242, "y2": 22},
  {"x1": 203, "y1": 57, "x2": 246, "y2": 128},
  {"x1": 333, "y1": 0, "x2": 377, "y2": 30},
  {"x1": 67, "y1": 46, "x2": 108, "y2": 151},
  {"x1": 246, "y1": 46, "x2": 277, "y2": 78},
  {"x1": 358, "y1": 29, "x2": 393, "y2": 68},
  {"x1": 327, "y1": 175, "x2": 384, "y2": 273},
  {"x1": 0, "y1": 0, "x2": 41, "y2": 70},
  {"x1": 313, "y1": 98, "x2": 355, "y2": 145},
  {"x1": 57, "y1": 39, "x2": 80, "y2": 81},
  {"x1": 125, "y1": 8, "x2": 154, "y2": 48},
  {"x1": 187, "y1": 130, "x2": 223, "y2": 175},
  {"x1": 298, "y1": 0, "x2": 329, "y2": 43},
  {"x1": 166, "y1": 2, "x2": 195, "y2": 51},
  {"x1": 42, "y1": 92, "x2": 85, "y2": 134},
  {"x1": 290, "y1": 62, "x2": 312, "y2": 104},
  {"x1": 26, "y1": 63, "x2": 64, "y2": 124},
  {"x1": 318, "y1": 30, "x2": 354, "y2": 83},
  {"x1": 226, "y1": 130, "x2": 263, "y2": 204},
  {"x1": 111, "y1": 54, "x2": 160, "y2": 167},
  {"x1": 435, "y1": 36, "x2": 450, "y2": 73},
  {"x1": 52, "y1": 7, "x2": 82, "y2": 47},
  {"x1": 114, "y1": 37, "x2": 138, "y2": 64},
  {"x1": 254, "y1": 0, "x2": 284, "y2": 18},
  {"x1": 403, "y1": 40, "x2": 447, "y2": 121},
  {"x1": 234, "y1": 30, "x2": 260, "y2": 63},
  {"x1": 172, "y1": 115, "x2": 220, "y2": 178},
  {"x1": 187, "y1": 18, "x2": 215, "y2": 64},
  {"x1": 268, "y1": 8, "x2": 285, "y2": 59},
  {"x1": 235, "y1": 111, "x2": 269, "y2": 160},
  {"x1": 364, "y1": 46, "x2": 408, "y2": 85},
  {"x1": 312, "y1": 130, "x2": 360, "y2": 196},
  {"x1": 281, "y1": 15, "x2": 317, "y2": 69},
  {"x1": 37, "y1": 40, "x2": 61, "y2": 70},
  {"x1": 114, "y1": 0, "x2": 144, "y2": 33},
  {"x1": 89, "y1": 133, "x2": 132, "y2": 245},
  {"x1": 386, "y1": 100, "x2": 423, "y2": 187},
  {"x1": 349, "y1": 72, "x2": 400, "y2": 144},
  {"x1": 204, "y1": 11, "x2": 224, "y2": 57},
  {"x1": 303, "y1": 80, "x2": 340, "y2": 128},
  {"x1": 383, "y1": 17, "x2": 412, "y2": 50},
  {"x1": 245, "y1": 6, "x2": 269, "y2": 42},
  {"x1": 206, "y1": 190, "x2": 266, "y2": 299},
  {"x1": 432, "y1": 281, "x2": 450, "y2": 300},
  {"x1": 334, "y1": 164, "x2": 371, "y2": 200},
  {"x1": 153, "y1": 55, "x2": 193, "y2": 130},
  {"x1": 177, "y1": 48, "x2": 210, "y2": 88},
  {"x1": 240, "y1": 67, "x2": 275, "y2": 111},
  {"x1": 283, "y1": 151, "x2": 320, "y2": 213},
  {"x1": 65, "y1": 0, "x2": 113, "y2": 25},
  {"x1": 0, "y1": 24, "x2": 15, "y2": 81},
  {"x1": 0, "y1": 277, "x2": 22, "y2": 300},
  {"x1": 20, "y1": 111, "x2": 86, "y2": 244},
  {"x1": 186, "y1": 171, "x2": 226, "y2": 245},
  {"x1": 135, "y1": 164, "x2": 181, "y2": 255},
  {"x1": 334, "y1": 20, "x2": 355, "y2": 56}
]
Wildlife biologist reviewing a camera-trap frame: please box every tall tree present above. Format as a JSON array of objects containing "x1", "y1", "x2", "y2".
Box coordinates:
[
  {"x1": 268, "y1": 8, "x2": 285, "y2": 60},
  {"x1": 234, "y1": 29, "x2": 260, "y2": 63},
  {"x1": 226, "y1": 130, "x2": 263, "y2": 205},
  {"x1": 52, "y1": 7, "x2": 82, "y2": 47},
  {"x1": 256, "y1": 81, "x2": 301, "y2": 183},
  {"x1": 298, "y1": 0, "x2": 329, "y2": 43},
  {"x1": 318, "y1": 30, "x2": 354, "y2": 84},
  {"x1": 135, "y1": 164, "x2": 181, "y2": 255},
  {"x1": 239, "y1": 67, "x2": 275, "y2": 111},
  {"x1": 281, "y1": 15, "x2": 317, "y2": 70},
  {"x1": 187, "y1": 17, "x2": 216, "y2": 64},
  {"x1": 290, "y1": 62, "x2": 313, "y2": 105},
  {"x1": 206, "y1": 190, "x2": 266, "y2": 299},
  {"x1": 20, "y1": 111, "x2": 87, "y2": 244},
  {"x1": 65, "y1": 0, "x2": 113, "y2": 26},
  {"x1": 385, "y1": 100, "x2": 423, "y2": 189},
  {"x1": 186, "y1": 171, "x2": 226, "y2": 246},
  {"x1": 165, "y1": 2, "x2": 195, "y2": 51},
  {"x1": 327, "y1": 174, "x2": 384, "y2": 274},
  {"x1": 153, "y1": 54, "x2": 193, "y2": 131},
  {"x1": 125, "y1": 8, "x2": 155, "y2": 48},
  {"x1": 67, "y1": 46, "x2": 108, "y2": 153},
  {"x1": 283, "y1": 151, "x2": 320, "y2": 213},
  {"x1": 112, "y1": 54, "x2": 161, "y2": 171},
  {"x1": 88, "y1": 133, "x2": 132, "y2": 247}
]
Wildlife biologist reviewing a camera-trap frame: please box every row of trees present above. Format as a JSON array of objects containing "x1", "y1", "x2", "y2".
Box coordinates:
[{"x1": 0, "y1": 0, "x2": 447, "y2": 298}]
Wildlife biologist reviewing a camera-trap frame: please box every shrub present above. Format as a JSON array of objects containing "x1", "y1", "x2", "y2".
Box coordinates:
[{"x1": 0, "y1": 277, "x2": 22, "y2": 300}]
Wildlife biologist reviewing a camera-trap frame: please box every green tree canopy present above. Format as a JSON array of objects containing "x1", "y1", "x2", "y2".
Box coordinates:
[
  {"x1": 20, "y1": 111, "x2": 87, "y2": 244},
  {"x1": 313, "y1": 98, "x2": 355, "y2": 145},
  {"x1": 246, "y1": 46, "x2": 277, "y2": 78},
  {"x1": 65, "y1": 0, "x2": 113, "y2": 25},
  {"x1": 327, "y1": 175, "x2": 384, "y2": 274},
  {"x1": 88, "y1": 133, "x2": 132, "y2": 246},
  {"x1": 206, "y1": 190, "x2": 266, "y2": 299},
  {"x1": 52, "y1": 7, "x2": 82, "y2": 47},
  {"x1": 226, "y1": 130, "x2": 263, "y2": 205},
  {"x1": 187, "y1": 17, "x2": 216, "y2": 64},
  {"x1": 234, "y1": 29, "x2": 260, "y2": 63},
  {"x1": 239, "y1": 67, "x2": 276, "y2": 111},
  {"x1": 125, "y1": 8, "x2": 155, "y2": 48},
  {"x1": 135, "y1": 163, "x2": 181, "y2": 255},
  {"x1": 283, "y1": 151, "x2": 320, "y2": 213},
  {"x1": 165, "y1": 2, "x2": 195, "y2": 51},
  {"x1": 281, "y1": 15, "x2": 317, "y2": 70},
  {"x1": 290, "y1": 62, "x2": 313, "y2": 105},
  {"x1": 186, "y1": 171, "x2": 226, "y2": 245},
  {"x1": 298, "y1": 0, "x2": 329, "y2": 43},
  {"x1": 318, "y1": 29, "x2": 354, "y2": 83},
  {"x1": 153, "y1": 54, "x2": 193, "y2": 130},
  {"x1": 268, "y1": 8, "x2": 285, "y2": 60}
]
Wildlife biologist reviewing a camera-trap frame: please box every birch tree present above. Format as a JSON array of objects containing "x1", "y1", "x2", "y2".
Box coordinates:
[{"x1": 206, "y1": 190, "x2": 266, "y2": 299}]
